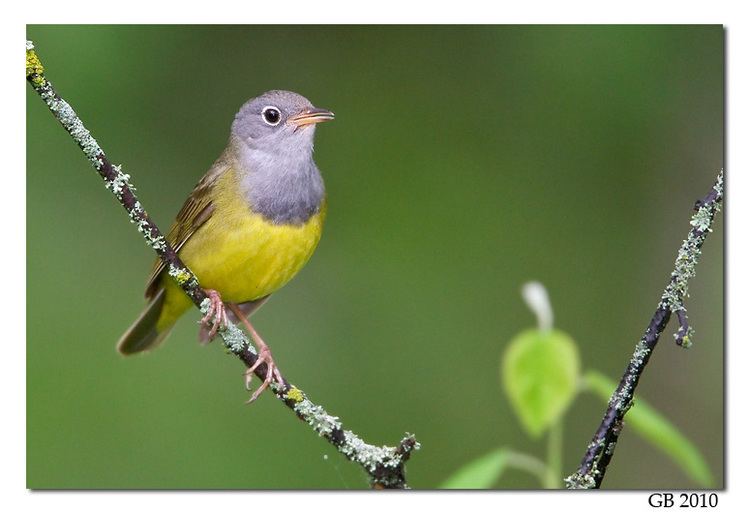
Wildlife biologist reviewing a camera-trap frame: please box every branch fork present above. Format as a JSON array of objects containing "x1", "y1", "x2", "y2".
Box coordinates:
[{"x1": 566, "y1": 170, "x2": 723, "y2": 489}]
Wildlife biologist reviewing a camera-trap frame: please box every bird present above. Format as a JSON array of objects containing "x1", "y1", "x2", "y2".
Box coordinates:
[{"x1": 116, "y1": 90, "x2": 334, "y2": 401}]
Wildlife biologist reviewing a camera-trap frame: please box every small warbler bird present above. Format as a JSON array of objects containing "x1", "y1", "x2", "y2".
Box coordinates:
[{"x1": 117, "y1": 90, "x2": 334, "y2": 400}]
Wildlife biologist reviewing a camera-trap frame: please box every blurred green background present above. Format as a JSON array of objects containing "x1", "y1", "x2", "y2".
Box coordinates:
[{"x1": 26, "y1": 25, "x2": 723, "y2": 489}]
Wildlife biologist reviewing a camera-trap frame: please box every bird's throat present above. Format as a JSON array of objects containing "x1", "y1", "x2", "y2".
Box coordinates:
[{"x1": 235, "y1": 144, "x2": 325, "y2": 226}]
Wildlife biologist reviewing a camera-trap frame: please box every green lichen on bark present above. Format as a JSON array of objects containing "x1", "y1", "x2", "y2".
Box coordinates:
[
  {"x1": 564, "y1": 470, "x2": 598, "y2": 489},
  {"x1": 284, "y1": 386, "x2": 304, "y2": 403},
  {"x1": 197, "y1": 298, "x2": 253, "y2": 355},
  {"x1": 27, "y1": 40, "x2": 106, "y2": 175},
  {"x1": 566, "y1": 170, "x2": 723, "y2": 489},
  {"x1": 292, "y1": 392, "x2": 420, "y2": 487},
  {"x1": 167, "y1": 263, "x2": 194, "y2": 286},
  {"x1": 26, "y1": 43, "x2": 46, "y2": 86},
  {"x1": 659, "y1": 169, "x2": 723, "y2": 346}
]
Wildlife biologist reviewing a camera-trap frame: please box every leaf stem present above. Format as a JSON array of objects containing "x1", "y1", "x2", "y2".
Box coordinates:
[
  {"x1": 503, "y1": 450, "x2": 549, "y2": 486},
  {"x1": 545, "y1": 422, "x2": 563, "y2": 488}
]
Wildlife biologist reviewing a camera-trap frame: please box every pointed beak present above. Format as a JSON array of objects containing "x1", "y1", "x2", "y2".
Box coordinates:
[{"x1": 288, "y1": 108, "x2": 335, "y2": 128}]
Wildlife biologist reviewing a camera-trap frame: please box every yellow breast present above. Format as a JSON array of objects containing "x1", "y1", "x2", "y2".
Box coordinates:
[{"x1": 157, "y1": 168, "x2": 325, "y2": 330}]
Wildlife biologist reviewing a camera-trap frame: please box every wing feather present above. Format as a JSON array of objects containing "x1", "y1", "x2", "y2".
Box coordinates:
[{"x1": 144, "y1": 157, "x2": 229, "y2": 298}]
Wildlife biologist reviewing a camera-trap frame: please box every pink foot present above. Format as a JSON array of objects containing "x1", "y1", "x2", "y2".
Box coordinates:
[
  {"x1": 227, "y1": 303, "x2": 284, "y2": 402},
  {"x1": 244, "y1": 344, "x2": 283, "y2": 403},
  {"x1": 200, "y1": 289, "x2": 228, "y2": 341}
]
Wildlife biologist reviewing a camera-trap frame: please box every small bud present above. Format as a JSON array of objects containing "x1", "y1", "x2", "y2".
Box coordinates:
[{"x1": 521, "y1": 281, "x2": 554, "y2": 331}]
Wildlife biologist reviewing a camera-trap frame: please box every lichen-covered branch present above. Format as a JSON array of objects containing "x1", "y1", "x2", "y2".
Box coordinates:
[
  {"x1": 565, "y1": 170, "x2": 723, "y2": 489},
  {"x1": 26, "y1": 40, "x2": 419, "y2": 489}
]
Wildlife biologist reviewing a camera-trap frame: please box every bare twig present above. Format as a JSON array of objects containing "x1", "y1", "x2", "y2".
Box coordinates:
[
  {"x1": 565, "y1": 170, "x2": 723, "y2": 489},
  {"x1": 26, "y1": 41, "x2": 419, "y2": 489}
]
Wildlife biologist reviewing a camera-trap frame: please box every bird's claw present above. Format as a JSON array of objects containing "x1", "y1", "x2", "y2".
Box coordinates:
[
  {"x1": 199, "y1": 289, "x2": 228, "y2": 342},
  {"x1": 222, "y1": 302, "x2": 283, "y2": 403},
  {"x1": 244, "y1": 346, "x2": 283, "y2": 403}
]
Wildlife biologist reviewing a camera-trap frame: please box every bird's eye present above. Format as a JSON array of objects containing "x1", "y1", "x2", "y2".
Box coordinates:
[{"x1": 261, "y1": 106, "x2": 281, "y2": 126}]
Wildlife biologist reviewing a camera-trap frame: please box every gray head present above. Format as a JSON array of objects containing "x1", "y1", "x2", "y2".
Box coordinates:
[
  {"x1": 231, "y1": 90, "x2": 334, "y2": 157},
  {"x1": 230, "y1": 90, "x2": 334, "y2": 225}
]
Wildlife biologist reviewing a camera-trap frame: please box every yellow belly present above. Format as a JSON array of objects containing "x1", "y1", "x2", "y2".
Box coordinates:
[{"x1": 156, "y1": 170, "x2": 325, "y2": 331}]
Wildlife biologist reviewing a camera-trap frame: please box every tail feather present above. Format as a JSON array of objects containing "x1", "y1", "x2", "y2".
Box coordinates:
[{"x1": 117, "y1": 288, "x2": 172, "y2": 355}]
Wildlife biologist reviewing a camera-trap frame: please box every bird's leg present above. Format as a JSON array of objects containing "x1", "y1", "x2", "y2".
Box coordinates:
[
  {"x1": 199, "y1": 289, "x2": 228, "y2": 341},
  {"x1": 227, "y1": 303, "x2": 284, "y2": 403}
]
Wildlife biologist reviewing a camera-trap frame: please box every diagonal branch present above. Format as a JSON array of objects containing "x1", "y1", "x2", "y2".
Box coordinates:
[
  {"x1": 565, "y1": 169, "x2": 723, "y2": 489},
  {"x1": 26, "y1": 40, "x2": 419, "y2": 489}
]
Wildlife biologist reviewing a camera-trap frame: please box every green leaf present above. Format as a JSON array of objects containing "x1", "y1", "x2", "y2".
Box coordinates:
[
  {"x1": 583, "y1": 370, "x2": 714, "y2": 487},
  {"x1": 501, "y1": 329, "x2": 580, "y2": 437},
  {"x1": 439, "y1": 448, "x2": 510, "y2": 489}
]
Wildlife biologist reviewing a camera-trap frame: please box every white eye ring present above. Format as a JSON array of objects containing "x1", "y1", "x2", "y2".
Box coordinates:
[{"x1": 261, "y1": 106, "x2": 282, "y2": 126}]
